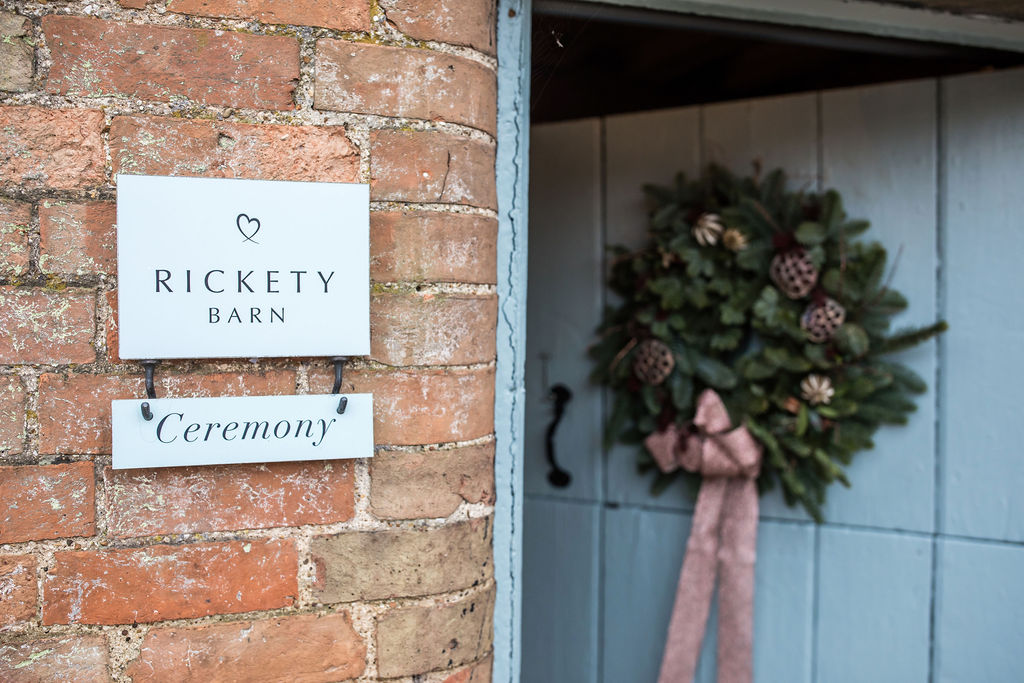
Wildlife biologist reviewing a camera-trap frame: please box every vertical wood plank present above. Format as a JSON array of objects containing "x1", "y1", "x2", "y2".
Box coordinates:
[
  {"x1": 815, "y1": 528, "x2": 933, "y2": 682},
  {"x1": 525, "y1": 120, "x2": 604, "y2": 502},
  {"x1": 602, "y1": 509, "x2": 815, "y2": 683},
  {"x1": 941, "y1": 67, "x2": 1024, "y2": 542},
  {"x1": 703, "y1": 92, "x2": 819, "y2": 189},
  {"x1": 603, "y1": 107, "x2": 702, "y2": 509},
  {"x1": 934, "y1": 538, "x2": 1024, "y2": 682},
  {"x1": 706, "y1": 92, "x2": 820, "y2": 523},
  {"x1": 820, "y1": 80, "x2": 938, "y2": 532},
  {"x1": 522, "y1": 497, "x2": 600, "y2": 683}
]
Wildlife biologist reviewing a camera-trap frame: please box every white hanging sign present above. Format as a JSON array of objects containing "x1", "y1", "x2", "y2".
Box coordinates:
[
  {"x1": 111, "y1": 394, "x2": 373, "y2": 469},
  {"x1": 116, "y1": 175, "x2": 370, "y2": 359}
]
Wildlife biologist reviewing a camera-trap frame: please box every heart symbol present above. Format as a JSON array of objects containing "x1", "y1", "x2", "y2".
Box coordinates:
[{"x1": 237, "y1": 214, "x2": 260, "y2": 244}]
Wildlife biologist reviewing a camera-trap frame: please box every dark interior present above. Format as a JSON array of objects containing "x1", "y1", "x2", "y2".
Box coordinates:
[{"x1": 531, "y1": 0, "x2": 1024, "y2": 122}]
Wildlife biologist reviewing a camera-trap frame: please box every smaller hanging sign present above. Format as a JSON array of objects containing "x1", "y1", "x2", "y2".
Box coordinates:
[{"x1": 111, "y1": 394, "x2": 373, "y2": 469}]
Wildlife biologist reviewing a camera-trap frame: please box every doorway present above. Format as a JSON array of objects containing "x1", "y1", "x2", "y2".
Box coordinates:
[{"x1": 519, "y1": 3, "x2": 1024, "y2": 681}]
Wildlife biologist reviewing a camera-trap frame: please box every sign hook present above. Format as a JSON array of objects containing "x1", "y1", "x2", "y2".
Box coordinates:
[
  {"x1": 140, "y1": 360, "x2": 158, "y2": 421},
  {"x1": 331, "y1": 356, "x2": 348, "y2": 415}
]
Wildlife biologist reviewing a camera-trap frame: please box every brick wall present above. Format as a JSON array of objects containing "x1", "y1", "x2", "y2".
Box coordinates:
[{"x1": 0, "y1": 2, "x2": 497, "y2": 681}]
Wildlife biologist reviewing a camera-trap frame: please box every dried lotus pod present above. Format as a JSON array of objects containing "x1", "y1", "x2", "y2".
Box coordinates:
[
  {"x1": 633, "y1": 339, "x2": 675, "y2": 385},
  {"x1": 801, "y1": 298, "x2": 846, "y2": 343},
  {"x1": 770, "y1": 249, "x2": 818, "y2": 299}
]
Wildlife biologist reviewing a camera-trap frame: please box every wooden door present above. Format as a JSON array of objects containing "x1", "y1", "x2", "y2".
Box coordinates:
[{"x1": 522, "y1": 67, "x2": 1024, "y2": 682}]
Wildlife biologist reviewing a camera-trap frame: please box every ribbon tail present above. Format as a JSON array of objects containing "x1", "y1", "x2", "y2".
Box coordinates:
[
  {"x1": 715, "y1": 478, "x2": 759, "y2": 683},
  {"x1": 658, "y1": 478, "x2": 728, "y2": 683}
]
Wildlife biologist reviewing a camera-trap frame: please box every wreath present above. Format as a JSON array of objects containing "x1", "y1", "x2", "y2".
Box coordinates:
[{"x1": 591, "y1": 165, "x2": 946, "y2": 520}]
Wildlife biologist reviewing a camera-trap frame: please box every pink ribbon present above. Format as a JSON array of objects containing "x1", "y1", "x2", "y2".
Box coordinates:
[{"x1": 645, "y1": 389, "x2": 762, "y2": 683}]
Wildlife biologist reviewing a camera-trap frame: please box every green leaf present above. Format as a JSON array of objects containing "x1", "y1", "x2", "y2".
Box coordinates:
[
  {"x1": 670, "y1": 373, "x2": 694, "y2": 412},
  {"x1": 795, "y1": 221, "x2": 827, "y2": 246},
  {"x1": 642, "y1": 384, "x2": 661, "y2": 416},
  {"x1": 834, "y1": 323, "x2": 870, "y2": 357},
  {"x1": 694, "y1": 354, "x2": 739, "y2": 389},
  {"x1": 710, "y1": 328, "x2": 743, "y2": 351},
  {"x1": 795, "y1": 403, "x2": 809, "y2": 436}
]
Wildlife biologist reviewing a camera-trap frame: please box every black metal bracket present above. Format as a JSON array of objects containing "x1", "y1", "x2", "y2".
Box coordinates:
[
  {"x1": 331, "y1": 356, "x2": 347, "y2": 415},
  {"x1": 140, "y1": 360, "x2": 158, "y2": 421},
  {"x1": 545, "y1": 383, "x2": 573, "y2": 488}
]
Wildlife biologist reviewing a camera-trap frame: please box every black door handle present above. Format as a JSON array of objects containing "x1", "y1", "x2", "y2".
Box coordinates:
[{"x1": 545, "y1": 384, "x2": 573, "y2": 488}]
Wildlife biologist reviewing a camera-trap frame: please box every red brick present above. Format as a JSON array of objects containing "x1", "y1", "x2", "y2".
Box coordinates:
[
  {"x1": 0, "y1": 462, "x2": 95, "y2": 544},
  {"x1": 376, "y1": 586, "x2": 494, "y2": 677},
  {"x1": 39, "y1": 201, "x2": 116, "y2": 276},
  {"x1": 313, "y1": 365, "x2": 494, "y2": 445},
  {"x1": 0, "y1": 555, "x2": 36, "y2": 628},
  {"x1": 0, "y1": 376, "x2": 25, "y2": 455},
  {"x1": 312, "y1": 518, "x2": 492, "y2": 602},
  {"x1": 0, "y1": 199, "x2": 31, "y2": 278},
  {"x1": 111, "y1": 115, "x2": 360, "y2": 182},
  {"x1": 104, "y1": 290, "x2": 120, "y2": 364},
  {"x1": 381, "y1": 0, "x2": 496, "y2": 55},
  {"x1": 38, "y1": 370, "x2": 296, "y2": 455},
  {"x1": 316, "y1": 41, "x2": 496, "y2": 134},
  {"x1": 119, "y1": 0, "x2": 150, "y2": 7},
  {"x1": 0, "y1": 287, "x2": 96, "y2": 365},
  {"x1": 168, "y1": 0, "x2": 371, "y2": 32},
  {"x1": 370, "y1": 442, "x2": 494, "y2": 519},
  {"x1": 43, "y1": 539, "x2": 297, "y2": 624},
  {"x1": 126, "y1": 611, "x2": 366, "y2": 681},
  {"x1": 444, "y1": 657, "x2": 493, "y2": 683},
  {"x1": 371, "y1": 210, "x2": 497, "y2": 284},
  {"x1": 371, "y1": 130, "x2": 496, "y2": 209},
  {"x1": 105, "y1": 460, "x2": 355, "y2": 537},
  {"x1": 371, "y1": 291, "x2": 497, "y2": 366},
  {"x1": 0, "y1": 636, "x2": 108, "y2": 682},
  {"x1": 44, "y1": 16, "x2": 299, "y2": 110},
  {"x1": 0, "y1": 106, "x2": 105, "y2": 190}
]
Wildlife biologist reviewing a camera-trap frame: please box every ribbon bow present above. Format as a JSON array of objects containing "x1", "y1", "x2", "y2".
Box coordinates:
[{"x1": 644, "y1": 389, "x2": 762, "y2": 683}]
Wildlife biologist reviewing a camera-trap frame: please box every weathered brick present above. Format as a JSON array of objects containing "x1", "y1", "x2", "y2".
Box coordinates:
[
  {"x1": 119, "y1": 0, "x2": 150, "y2": 7},
  {"x1": 444, "y1": 656, "x2": 493, "y2": 683},
  {"x1": 0, "y1": 288, "x2": 96, "y2": 365},
  {"x1": 168, "y1": 0, "x2": 371, "y2": 32},
  {"x1": 103, "y1": 289, "x2": 120, "y2": 364},
  {"x1": 371, "y1": 130, "x2": 497, "y2": 209},
  {"x1": 0, "y1": 376, "x2": 25, "y2": 455},
  {"x1": 0, "y1": 462, "x2": 95, "y2": 544},
  {"x1": 111, "y1": 115, "x2": 360, "y2": 182},
  {"x1": 381, "y1": 0, "x2": 496, "y2": 55},
  {"x1": 371, "y1": 443, "x2": 494, "y2": 520},
  {"x1": 43, "y1": 540, "x2": 297, "y2": 624},
  {"x1": 371, "y1": 210, "x2": 497, "y2": 285},
  {"x1": 377, "y1": 586, "x2": 494, "y2": 677},
  {"x1": 44, "y1": 16, "x2": 299, "y2": 110},
  {"x1": 311, "y1": 365, "x2": 494, "y2": 445},
  {"x1": 126, "y1": 611, "x2": 366, "y2": 681},
  {"x1": 105, "y1": 460, "x2": 355, "y2": 537},
  {"x1": 312, "y1": 517, "x2": 492, "y2": 602},
  {"x1": 39, "y1": 201, "x2": 116, "y2": 276},
  {"x1": 0, "y1": 106, "x2": 105, "y2": 190},
  {"x1": 371, "y1": 291, "x2": 496, "y2": 366},
  {"x1": 0, "y1": 12, "x2": 33, "y2": 93},
  {"x1": 0, "y1": 555, "x2": 36, "y2": 629},
  {"x1": 316, "y1": 41, "x2": 496, "y2": 134},
  {"x1": 0, "y1": 199, "x2": 31, "y2": 278},
  {"x1": 37, "y1": 370, "x2": 296, "y2": 454},
  {"x1": 0, "y1": 636, "x2": 108, "y2": 682}
]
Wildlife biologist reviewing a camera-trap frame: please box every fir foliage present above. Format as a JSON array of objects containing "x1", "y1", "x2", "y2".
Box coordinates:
[{"x1": 591, "y1": 166, "x2": 947, "y2": 520}]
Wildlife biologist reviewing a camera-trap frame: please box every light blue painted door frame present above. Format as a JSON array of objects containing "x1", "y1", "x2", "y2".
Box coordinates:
[{"x1": 494, "y1": 1, "x2": 532, "y2": 682}]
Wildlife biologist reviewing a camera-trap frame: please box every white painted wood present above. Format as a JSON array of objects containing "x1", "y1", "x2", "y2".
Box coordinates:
[
  {"x1": 820, "y1": 79, "x2": 938, "y2": 532},
  {"x1": 111, "y1": 394, "x2": 373, "y2": 469},
  {"x1": 941, "y1": 66, "x2": 1024, "y2": 542},
  {"x1": 116, "y1": 175, "x2": 370, "y2": 359},
  {"x1": 525, "y1": 120, "x2": 604, "y2": 501},
  {"x1": 577, "y1": 0, "x2": 1024, "y2": 53}
]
